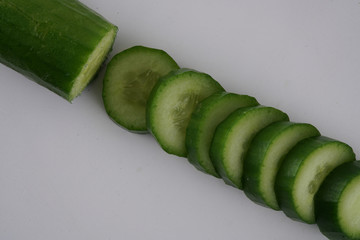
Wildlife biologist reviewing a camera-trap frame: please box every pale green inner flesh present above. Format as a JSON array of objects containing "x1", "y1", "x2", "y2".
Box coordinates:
[
  {"x1": 339, "y1": 176, "x2": 360, "y2": 238},
  {"x1": 69, "y1": 28, "x2": 116, "y2": 101},
  {"x1": 172, "y1": 93, "x2": 200, "y2": 132},
  {"x1": 123, "y1": 69, "x2": 160, "y2": 106},
  {"x1": 293, "y1": 144, "x2": 354, "y2": 223},
  {"x1": 224, "y1": 108, "x2": 287, "y2": 188},
  {"x1": 152, "y1": 75, "x2": 221, "y2": 156},
  {"x1": 197, "y1": 96, "x2": 257, "y2": 175},
  {"x1": 105, "y1": 50, "x2": 177, "y2": 130},
  {"x1": 259, "y1": 125, "x2": 318, "y2": 210}
]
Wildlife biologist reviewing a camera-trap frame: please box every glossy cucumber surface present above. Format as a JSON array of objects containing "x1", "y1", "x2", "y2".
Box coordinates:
[{"x1": 0, "y1": 0, "x2": 118, "y2": 101}]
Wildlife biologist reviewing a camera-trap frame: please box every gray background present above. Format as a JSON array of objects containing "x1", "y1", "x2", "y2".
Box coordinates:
[{"x1": 1, "y1": 0, "x2": 360, "y2": 239}]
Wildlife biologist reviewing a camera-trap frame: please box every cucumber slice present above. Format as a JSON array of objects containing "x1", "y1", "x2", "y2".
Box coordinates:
[
  {"x1": 186, "y1": 92, "x2": 259, "y2": 177},
  {"x1": 0, "y1": 0, "x2": 118, "y2": 101},
  {"x1": 210, "y1": 105, "x2": 289, "y2": 188},
  {"x1": 315, "y1": 161, "x2": 360, "y2": 240},
  {"x1": 243, "y1": 122, "x2": 320, "y2": 210},
  {"x1": 102, "y1": 46, "x2": 179, "y2": 132},
  {"x1": 147, "y1": 69, "x2": 224, "y2": 157},
  {"x1": 275, "y1": 136, "x2": 356, "y2": 224}
]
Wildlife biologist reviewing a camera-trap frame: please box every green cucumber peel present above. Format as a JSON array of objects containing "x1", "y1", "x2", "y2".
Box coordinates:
[
  {"x1": 243, "y1": 121, "x2": 320, "y2": 210},
  {"x1": 210, "y1": 105, "x2": 289, "y2": 188},
  {"x1": 186, "y1": 92, "x2": 259, "y2": 177},
  {"x1": 147, "y1": 68, "x2": 224, "y2": 157},
  {"x1": 275, "y1": 136, "x2": 356, "y2": 224}
]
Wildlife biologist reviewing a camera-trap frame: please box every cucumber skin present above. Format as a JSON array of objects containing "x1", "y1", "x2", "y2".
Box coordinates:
[
  {"x1": 210, "y1": 105, "x2": 289, "y2": 188},
  {"x1": 243, "y1": 122, "x2": 320, "y2": 210},
  {"x1": 146, "y1": 68, "x2": 225, "y2": 157},
  {"x1": 0, "y1": 0, "x2": 117, "y2": 101},
  {"x1": 275, "y1": 136, "x2": 356, "y2": 224},
  {"x1": 315, "y1": 161, "x2": 360, "y2": 240},
  {"x1": 186, "y1": 92, "x2": 259, "y2": 177}
]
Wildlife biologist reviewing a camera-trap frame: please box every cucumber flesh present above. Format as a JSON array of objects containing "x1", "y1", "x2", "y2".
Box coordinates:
[
  {"x1": 102, "y1": 46, "x2": 179, "y2": 132},
  {"x1": 243, "y1": 121, "x2": 320, "y2": 210},
  {"x1": 339, "y1": 176, "x2": 360, "y2": 239},
  {"x1": 275, "y1": 136, "x2": 356, "y2": 224},
  {"x1": 70, "y1": 29, "x2": 117, "y2": 101},
  {"x1": 315, "y1": 161, "x2": 360, "y2": 240},
  {"x1": 0, "y1": 0, "x2": 118, "y2": 101},
  {"x1": 210, "y1": 105, "x2": 289, "y2": 188},
  {"x1": 147, "y1": 69, "x2": 224, "y2": 157},
  {"x1": 186, "y1": 92, "x2": 259, "y2": 177}
]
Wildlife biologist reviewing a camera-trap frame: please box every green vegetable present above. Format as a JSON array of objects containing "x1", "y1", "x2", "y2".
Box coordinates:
[
  {"x1": 0, "y1": 0, "x2": 118, "y2": 101},
  {"x1": 147, "y1": 69, "x2": 224, "y2": 157},
  {"x1": 315, "y1": 161, "x2": 360, "y2": 240},
  {"x1": 102, "y1": 46, "x2": 179, "y2": 132},
  {"x1": 275, "y1": 136, "x2": 355, "y2": 224},
  {"x1": 210, "y1": 105, "x2": 289, "y2": 188},
  {"x1": 186, "y1": 92, "x2": 258, "y2": 177},
  {"x1": 243, "y1": 121, "x2": 320, "y2": 210},
  {"x1": 98, "y1": 44, "x2": 359, "y2": 239}
]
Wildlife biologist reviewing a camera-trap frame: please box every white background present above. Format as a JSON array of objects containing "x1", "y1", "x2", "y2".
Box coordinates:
[{"x1": 1, "y1": 0, "x2": 360, "y2": 239}]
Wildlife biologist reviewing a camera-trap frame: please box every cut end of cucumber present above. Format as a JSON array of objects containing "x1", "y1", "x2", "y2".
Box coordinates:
[
  {"x1": 186, "y1": 92, "x2": 259, "y2": 177},
  {"x1": 69, "y1": 27, "x2": 117, "y2": 101},
  {"x1": 103, "y1": 46, "x2": 179, "y2": 132},
  {"x1": 147, "y1": 69, "x2": 224, "y2": 157},
  {"x1": 253, "y1": 123, "x2": 320, "y2": 210},
  {"x1": 285, "y1": 138, "x2": 356, "y2": 224},
  {"x1": 339, "y1": 175, "x2": 360, "y2": 238},
  {"x1": 315, "y1": 161, "x2": 360, "y2": 240},
  {"x1": 211, "y1": 106, "x2": 289, "y2": 188}
]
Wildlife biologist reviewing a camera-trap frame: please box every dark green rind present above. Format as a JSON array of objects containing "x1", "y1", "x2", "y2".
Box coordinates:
[
  {"x1": 0, "y1": 0, "x2": 117, "y2": 101},
  {"x1": 102, "y1": 46, "x2": 179, "y2": 133},
  {"x1": 275, "y1": 136, "x2": 356, "y2": 224},
  {"x1": 186, "y1": 92, "x2": 259, "y2": 177},
  {"x1": 210, "y1": 105, "x2": 289, "y2": 189},
  {"x1": 315, "y1": 161, "x2": 360, "y2": 240},
  {"x1": 147, "y1": 68, "x2": 225, "y2": 157},
  {"x1": 243, "y1": 121, "x2": 320, "y2": 210}
]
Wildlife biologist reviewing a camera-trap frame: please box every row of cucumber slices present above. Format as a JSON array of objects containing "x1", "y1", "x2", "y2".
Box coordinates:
[{"x1": 102, "y1": 45, "x2": 360, "y2": 240}]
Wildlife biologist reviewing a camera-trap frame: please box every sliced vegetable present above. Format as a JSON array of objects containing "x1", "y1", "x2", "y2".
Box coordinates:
[
  {"x1": 315, "y1": 161, "x2": 360, "y2": 240},
  {"x1": 243, "y1": 121, "x2": 320, "y2": 210},
  {"x1": 210, "y1": 105, "x2": 289, "y2": 188},
  {"x1": 186, "y1": 92, "x2": 259, "y2": 177},
  {"x1": 275, "y1": 136, "x2": 356, "y2": 224},
  {"x1": 0, "y1": 0, "x2": 118, "y2": 101},
  {"x1": 102, "y1": 46, "x2": 179, "y2": 132},
  {"x1": 147, "y1": 69, "x2": 224, "y2": 157}
]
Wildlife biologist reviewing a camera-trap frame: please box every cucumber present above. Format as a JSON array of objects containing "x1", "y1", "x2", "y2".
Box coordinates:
[
  {"x1": 315, "y1": 161, "x2": 360, "y2": 240},
  {"x1": 210, "y1": 105, "x2": 289, "y2": 188},
  {"x1": 275, "y1": 136, "x2": 356, "y2": 224},
  {"x1": 186, "y1": 92, "x2": 259, "y2": 177},
  {"x1": 147, "y1": 69, "x2": 224, "y2": 157},
  {"x1": 243, "y1": 121, "x2": 320, "y2": 210},
  {"x1": 102, "y1": 46, "x2": 179, "y2": 132},
  {"x1": 0, "y1": 0, "x2": 117, "y2": 101}
]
